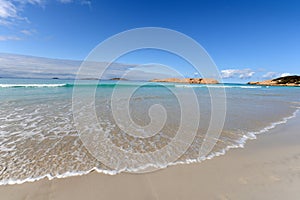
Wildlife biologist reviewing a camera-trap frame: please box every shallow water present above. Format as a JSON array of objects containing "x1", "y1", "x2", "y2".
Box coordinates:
[{"x1": 0, "y1": 78, "x2": 299, "y2": 185}]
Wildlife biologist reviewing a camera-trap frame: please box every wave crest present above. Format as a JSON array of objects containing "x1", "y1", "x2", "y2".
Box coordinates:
[{"x1": 0, "y1": 84, "x2": 67, "y2": 88}]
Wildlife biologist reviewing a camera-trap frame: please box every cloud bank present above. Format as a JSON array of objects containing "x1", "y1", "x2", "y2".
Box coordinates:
[
  {"x1": 0, "y1": 53, "x2": 297, "y2": 81},
  {"x1": 0, "y1": 53, "x2": 175, "y2": 80}
]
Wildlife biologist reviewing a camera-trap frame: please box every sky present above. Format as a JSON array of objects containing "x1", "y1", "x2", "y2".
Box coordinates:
[{"x1": 0, "y1": 0, "x2": 299, "y2": 82}]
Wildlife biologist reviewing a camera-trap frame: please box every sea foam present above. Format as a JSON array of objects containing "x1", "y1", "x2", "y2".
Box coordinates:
[{"x1": 0, "y1": 84, "x2": 67, "y2": 88}]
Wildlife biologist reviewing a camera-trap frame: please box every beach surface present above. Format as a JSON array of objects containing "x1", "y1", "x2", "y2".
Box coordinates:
[{"x1": 0, "y1": 112, "x2": 299, "y2": 200}]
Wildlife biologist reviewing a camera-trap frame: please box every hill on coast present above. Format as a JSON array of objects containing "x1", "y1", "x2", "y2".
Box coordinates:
[{"x1": 248, "y1": 75, "x2": 300, "y2": 86}]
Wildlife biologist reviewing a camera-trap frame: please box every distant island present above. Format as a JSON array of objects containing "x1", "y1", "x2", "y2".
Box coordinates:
[
  {"x1": 109, "y1": 78, "x2": 128, "y2": 81},
  {"x1": 248, "y1": 75, "x2": 300, "y2": 87},
  {"x1": 150, "y1": 78, "x2": 219, "y2": 84}
]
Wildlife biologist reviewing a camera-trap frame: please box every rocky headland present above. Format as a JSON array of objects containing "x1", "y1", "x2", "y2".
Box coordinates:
[{"x1": 248, "y1": 75, "x2": 300, "y2": 87}]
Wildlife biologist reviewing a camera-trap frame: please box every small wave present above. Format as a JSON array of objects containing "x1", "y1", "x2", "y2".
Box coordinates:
[
  {"x1": 0, "y1": 167, "x2": 119, "y2": 185},
  {"x1": 248, "y1": 108, "x2": 299, "y2": 136},
  {"x1": 168, "y1": 107, "x2": 300, "y2": 167},
  {"x1": 0, "y1": 83, "x2": 171, "y2": 88},
  {"x1": 0, "y1": 84, "x2": 68, "y2": 88}
]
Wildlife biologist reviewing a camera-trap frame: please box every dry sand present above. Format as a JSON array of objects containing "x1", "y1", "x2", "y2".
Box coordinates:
[{"x1": 0, "y1": 113, "x2": 299, "y2": 200}]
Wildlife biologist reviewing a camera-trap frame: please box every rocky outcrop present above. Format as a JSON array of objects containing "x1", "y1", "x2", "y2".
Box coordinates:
[
  {"x1": 150, "y1": 78, "x2": 219, "y2": 84},
  {"x1": 248, "y1": 75, "x2": 300, "y2": 86},
  {"x1": 109, "y1": 78, "x2": 128, "y2": 81}
]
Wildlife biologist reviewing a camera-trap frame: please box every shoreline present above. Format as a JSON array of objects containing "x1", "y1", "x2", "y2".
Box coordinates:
[
  {"x1": 0, "y1": 110, "x2": 300, "y2": 199},
  {"x1": 1, "y1": 108, "x2": 299, "y2": 186}
]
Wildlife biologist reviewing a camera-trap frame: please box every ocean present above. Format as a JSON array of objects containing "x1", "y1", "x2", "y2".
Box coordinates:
[{"x1": 0, "y1": 78, "x2": 299, "y2": 185}]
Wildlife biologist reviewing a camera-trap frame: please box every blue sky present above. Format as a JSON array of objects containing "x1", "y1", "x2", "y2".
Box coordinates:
[{"x1": 0, "y1": 0, "x2": 299, "y2": 82}]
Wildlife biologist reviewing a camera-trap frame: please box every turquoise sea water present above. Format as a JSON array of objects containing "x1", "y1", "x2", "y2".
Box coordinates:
[{"x1": 0, "y1": 78, "x2": 299, "y2": 184}]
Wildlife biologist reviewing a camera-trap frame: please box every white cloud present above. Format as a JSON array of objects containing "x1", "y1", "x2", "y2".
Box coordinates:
[
  {"x1": 280, "y1": 73, "x2": 291, "y2": 77},
  {"x1": 221, "y1": 68, "x2": 255, "y2": 79},
  {"x1": 0, "y1": 0, "x2": 91, "y2": 26},
  {"x1": 262, "y1": 72, "x2": 278, "y2": 79},
  {"x1": 0, "y1": 0, "x2": 18, "y2": 25},
  {"x1": 0, "y1": 35, "x2": 21, "y2": 40},
  {"x1": 0, "y1": 0, "x2": 91, "y2": 42},
  {"x1": 20, "y1": 0, "x2": 45, "y2": 5},
  {"x1": 262, "y1": 72, "x2": 294, "y2": 79},
  {"x1": 0, "y1": 0, "x2": 44, "y2": 25},
  {"x1": 20, "y1": 29, "x2": 36, "y2": 35},
  {"x1": 57, "y1": 0, "x2": 91, "y2": 8},
  {"x1": 58, "y1": 0, "x2": 73, "y2": 3},
  {"x1": 80, "y1": 0, "x2": 91, "y2": 8}
]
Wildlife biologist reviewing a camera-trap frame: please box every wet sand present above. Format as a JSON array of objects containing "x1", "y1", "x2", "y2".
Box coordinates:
[{"x1": 0, "y1": 113, "x2": 299, "y2": 200}]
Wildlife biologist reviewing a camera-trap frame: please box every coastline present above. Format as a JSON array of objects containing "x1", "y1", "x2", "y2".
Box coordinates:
[{"x1": 0, "y1": 110, "x2": 300, "y2": 199}]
